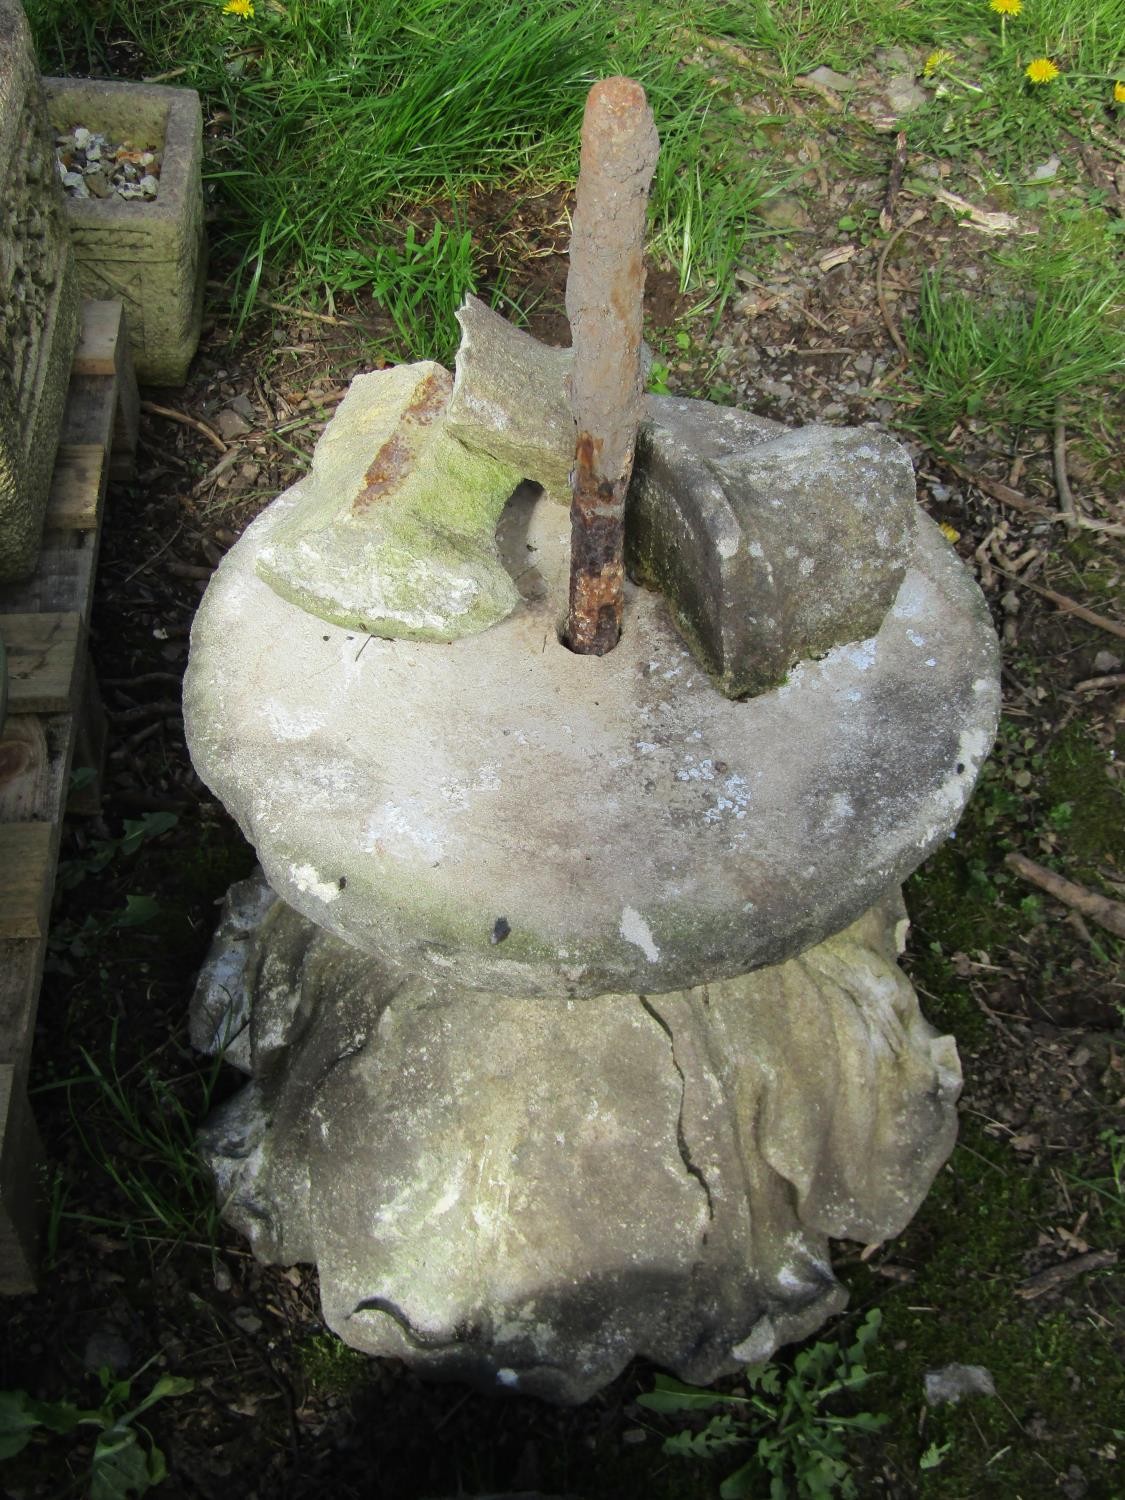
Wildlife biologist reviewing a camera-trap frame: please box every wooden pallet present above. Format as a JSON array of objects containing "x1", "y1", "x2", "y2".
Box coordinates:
[{"x1": 0, "y1": 300, "x2": 138, "y2": 1293}]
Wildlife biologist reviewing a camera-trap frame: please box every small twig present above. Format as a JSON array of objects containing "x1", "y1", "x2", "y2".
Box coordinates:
[
  {"x1": 121, "y1": 524, "x2": 184, "y2": 585},
  {"x1": 107, "y1": 700, "x2": 184, "y2": 726},
  {"x1": 141, "y1": 400, "x2": 227, "y2": 455},
  {"x1": 880, "y1": 131, "x2": 908, "y2": 232},
  {"x1": 192, "y1": 448, "x2": 242, "y2": 493},
  {"x1": 1052, "y1": 398, "x2": 1076, "y2": 521},
  {"x1": 102, "y1": 672, "x2": 184, "y2": 688},
  {"x1": 991, "y1": 565, "x2": 1125, "y2": 641},
  {"x1": 1073, "y1": 673, "x2": 1125, "y2": 693},
  {"x1": 166, "y1": 560, "x2": 215, "y2": 581},
  {"x1": 1005, "y1": 852, "x2": 1125, "y2": 939},
  {"x1": 943, "y1": 460, "x2": 1050, "y2": 516},
  {"x1": 875, "y1": 210, "x2": 923, "y2": 360},
  {"x1": 1015, "y1": 1249, "x2": 1119, "y2": 1301}
]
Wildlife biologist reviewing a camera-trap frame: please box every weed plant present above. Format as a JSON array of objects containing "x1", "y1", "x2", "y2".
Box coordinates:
[
  {"x1": 36, "y1": 1023, "x2": 226, "y2": 1253},
  {"x1": 0, "y1": 1359, "x2": 193, "y2": 1500},
  {"x1": 638, "y1": 1310, "x2": 887, "y2": 1498}
]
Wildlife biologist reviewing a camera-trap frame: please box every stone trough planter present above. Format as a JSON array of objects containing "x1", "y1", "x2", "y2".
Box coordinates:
[{"x1": 41, "y1": 77, "x2": 205, "y2": 385}]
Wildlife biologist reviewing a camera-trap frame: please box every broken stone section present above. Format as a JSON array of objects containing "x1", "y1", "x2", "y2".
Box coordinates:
[
  {"x1": 445, "y1": 295, "x2": 574, "y2": 500},
  {"x1": 193, "y1": 882, "x2": 960, "y2": 1406},
  {"x1": 630, "y1": 399, "x2": 918, "y2": 697},
  {"x1": 255, "y1": 362, "x2": 525, "y2": 640}
]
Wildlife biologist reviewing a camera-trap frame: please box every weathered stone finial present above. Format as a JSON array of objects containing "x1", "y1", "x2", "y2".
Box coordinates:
[{"x1": 564, "y1": 77, "x2": 659, "y2": 655}]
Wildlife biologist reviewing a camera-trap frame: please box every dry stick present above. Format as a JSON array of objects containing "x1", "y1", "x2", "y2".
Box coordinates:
[
  {"x1": 1052, "y1": 397, "x2": 1076, "y2": 521},
  {"x1": 991, "y1": 564, "x2": 1125, "y2": 641},
  {"x1": 1051, "y1": 402, "x2": 1125, "y2": 537},
  {"x1": 564, "y1": 77, "x2": 659, "y2": 656},
  {"x1": 1016, "y1": 1249, "x2": 1119, "y2": 1301},
  {"x1": 140, "y1": 400, "x2": 227, "y2": 454},
  {"x1": 1005, "y1": 852, "x2": 1125, "y2": 940},
  {"x1": 875, "y1": 210, "x2": 924, "y2": 361},
  {"x1": 879, "y1": 131, "x2": 908, "y2": 233}
]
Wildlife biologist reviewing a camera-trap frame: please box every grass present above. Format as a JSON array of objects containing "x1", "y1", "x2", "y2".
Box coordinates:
[
  {"x1": 33, "y1": 1021, "x2": 227, "y2": 1256},
  {"x1": 26, "y1": 0, "x2": 1123, "y2": 355},
  {"x1": 905, "y1": 217, "x2": 1124, "y2": 440}
]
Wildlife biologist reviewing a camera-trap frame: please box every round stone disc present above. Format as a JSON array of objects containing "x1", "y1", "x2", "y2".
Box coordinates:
[{"x1": 185, "y1": 483, "x2": 999, "y2": 997}]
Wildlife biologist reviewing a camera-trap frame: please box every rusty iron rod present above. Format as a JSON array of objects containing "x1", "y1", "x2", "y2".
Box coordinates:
[{"x1": 563, "y1": 77, "x2": 659, "y2": 655}]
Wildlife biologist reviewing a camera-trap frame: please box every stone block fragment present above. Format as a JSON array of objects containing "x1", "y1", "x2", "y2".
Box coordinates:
[
  {"x1": 255, "y1": 362, "x2": 524, "y2": 640},
  {"x1": 446, "y1": 295, "x2": 573, "y2": 499},
  {"x1": 628, "y1": 397, "x2": 918, "y2": 697},
  {"x1": 41, "y1": 77, "x2": 205, "y2": 384},
  {"x1": 0, "y1": 0, "x2": 80, "y2": 581}
]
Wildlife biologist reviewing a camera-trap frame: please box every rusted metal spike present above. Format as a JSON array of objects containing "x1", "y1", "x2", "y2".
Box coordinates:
[{"x1": 564, "y1": 77, "x2": 659, "y2": 655}]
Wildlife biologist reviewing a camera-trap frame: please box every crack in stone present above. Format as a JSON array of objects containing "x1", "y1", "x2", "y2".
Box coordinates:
[
  {"x1": 639, "y1": 997, "x2": 715, "y2": 1221},
  {"x1": 350, "y1": 1294, "x2": 467, "y2": 1351}
]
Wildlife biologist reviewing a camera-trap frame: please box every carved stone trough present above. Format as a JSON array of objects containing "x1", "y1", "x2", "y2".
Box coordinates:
[{"x1": 183, "y1": 81, "x2": 1000, "y2": 1404}]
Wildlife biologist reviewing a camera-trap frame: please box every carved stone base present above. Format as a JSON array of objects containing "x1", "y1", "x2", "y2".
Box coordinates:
[{"x1": 192, "y1": 877, "x2": 960, "y2": 1405}]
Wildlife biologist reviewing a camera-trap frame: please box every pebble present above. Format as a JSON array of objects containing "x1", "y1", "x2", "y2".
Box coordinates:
[{"x1": 54, "y1": 124, "x2": 162, "y2": 202}]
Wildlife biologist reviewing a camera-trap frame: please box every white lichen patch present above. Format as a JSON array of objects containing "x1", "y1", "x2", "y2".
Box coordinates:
[
  {"x1": 290, "y1": 862, "x2": 341, "y2": 903},
  {"x1": 364, "y1": 802, "x2": 445, "y2": 861},
  {"x1": 262, "y1": 700, "x2": 325, "y2": 742},
  {"x1": 704, "y1": 773, "x2": 752, "y2": 824},
  {"x1": 891, "y1": 573, "x2": 927, "y2": 620},
  {"x1": 619, "y1": 907, "x2": 661, "y2": 963}
]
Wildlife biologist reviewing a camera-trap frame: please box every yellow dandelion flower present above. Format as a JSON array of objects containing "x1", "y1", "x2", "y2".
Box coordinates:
[
  {"x1": 1025, "y1": 57, "x2": 1060, "y2": 84},
  {"x1": 223, "y1": 0, "x2": 254, "y2": 16},
  {"x1": 938, "y1": 522, "x2": 961, "y2": 544},
  {"x1": 923, "y1": 48, "x2": 955, "y2": 77},
  {"x1": 990, "y1": 0, "x2": 1022, "y2": 14},
  {"x1": 1115, "y1": 81, "x2": 1125, "y2": 103}
]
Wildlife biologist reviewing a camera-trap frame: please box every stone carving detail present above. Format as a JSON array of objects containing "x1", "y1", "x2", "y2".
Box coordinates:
[
  {"x1": 0, "y1": 0, "x2": 79, "y2": 580},
  {"x1": 193, "y1": 878, "x2": 960, "y2": 1406}
]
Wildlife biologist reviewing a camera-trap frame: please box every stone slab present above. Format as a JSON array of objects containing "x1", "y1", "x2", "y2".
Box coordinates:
[
  {"x1": 185, "y1": 415, "x2": 1001, "y2": 998},
  {"x1": 41, "y1": 78, "x2": 206, "y2": 384},
  {"x1": 0, "y1": 0, "x2": 79, "y2": 581},
  {"x1": 629, "y1": 400, "x2": 918, "y2": 696},
  {"x1": 194, "y1": 884, "x2": 960, "y2": 1404}
]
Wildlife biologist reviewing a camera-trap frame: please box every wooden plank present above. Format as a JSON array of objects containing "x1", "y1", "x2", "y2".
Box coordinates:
[
  {"x1": 0, "y1": 824, "x2": 54, "y2": 940},
  {"x1": 72, "y1": 300, "x2": 122, "y2": 377},
  {"x1": 0, "y1": 716, "x2": 70, "y2": 1066},
  {"x1": 68, "y1": 664, "x2": 106, "y2": 817},
  {"x1": 0, "y1": 720, "x2": 49, "y2": 821},
  {"x1": 71, "y1": 301, "x2": 139, "y2": 473},
  {"x1": 45, "y1": 444, "x2": 106, "y2": 532},
  {"x1": 0, "y1": 1065, "x2": 43, "y2": 1295},
  {"x1": 60, "y1": 373, "x2": 115, "y2": 454},
  {"x1": 0, "y1": 541, "x2": 97, "y2": 620},
  {"x1": 0, "y1": 614, "x2": 82, "y2": 714}
]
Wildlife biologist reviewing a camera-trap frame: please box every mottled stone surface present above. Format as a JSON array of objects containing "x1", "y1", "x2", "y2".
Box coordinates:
[
  {"x1": 186, "y1": 475, "x2": 1000, "y2": 998},
  {"x1": 0, "y1": 2, "x2": 79, "y2": 581},
  {"x1": 629, "y1": 400, "x2": 919, "y2": 697},
  {"x1": 255, "y1": 362, "x2": 524, "y2": 639},
  {"x1": 41, "y1": 77, "x2": 205, "y2": 384},
  {"x1": 193, "y1": 881, "x2": 960, "y2": 1405},
  {"x1": 446, "y1": 296, "x2": 573, "y2": 499}
]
